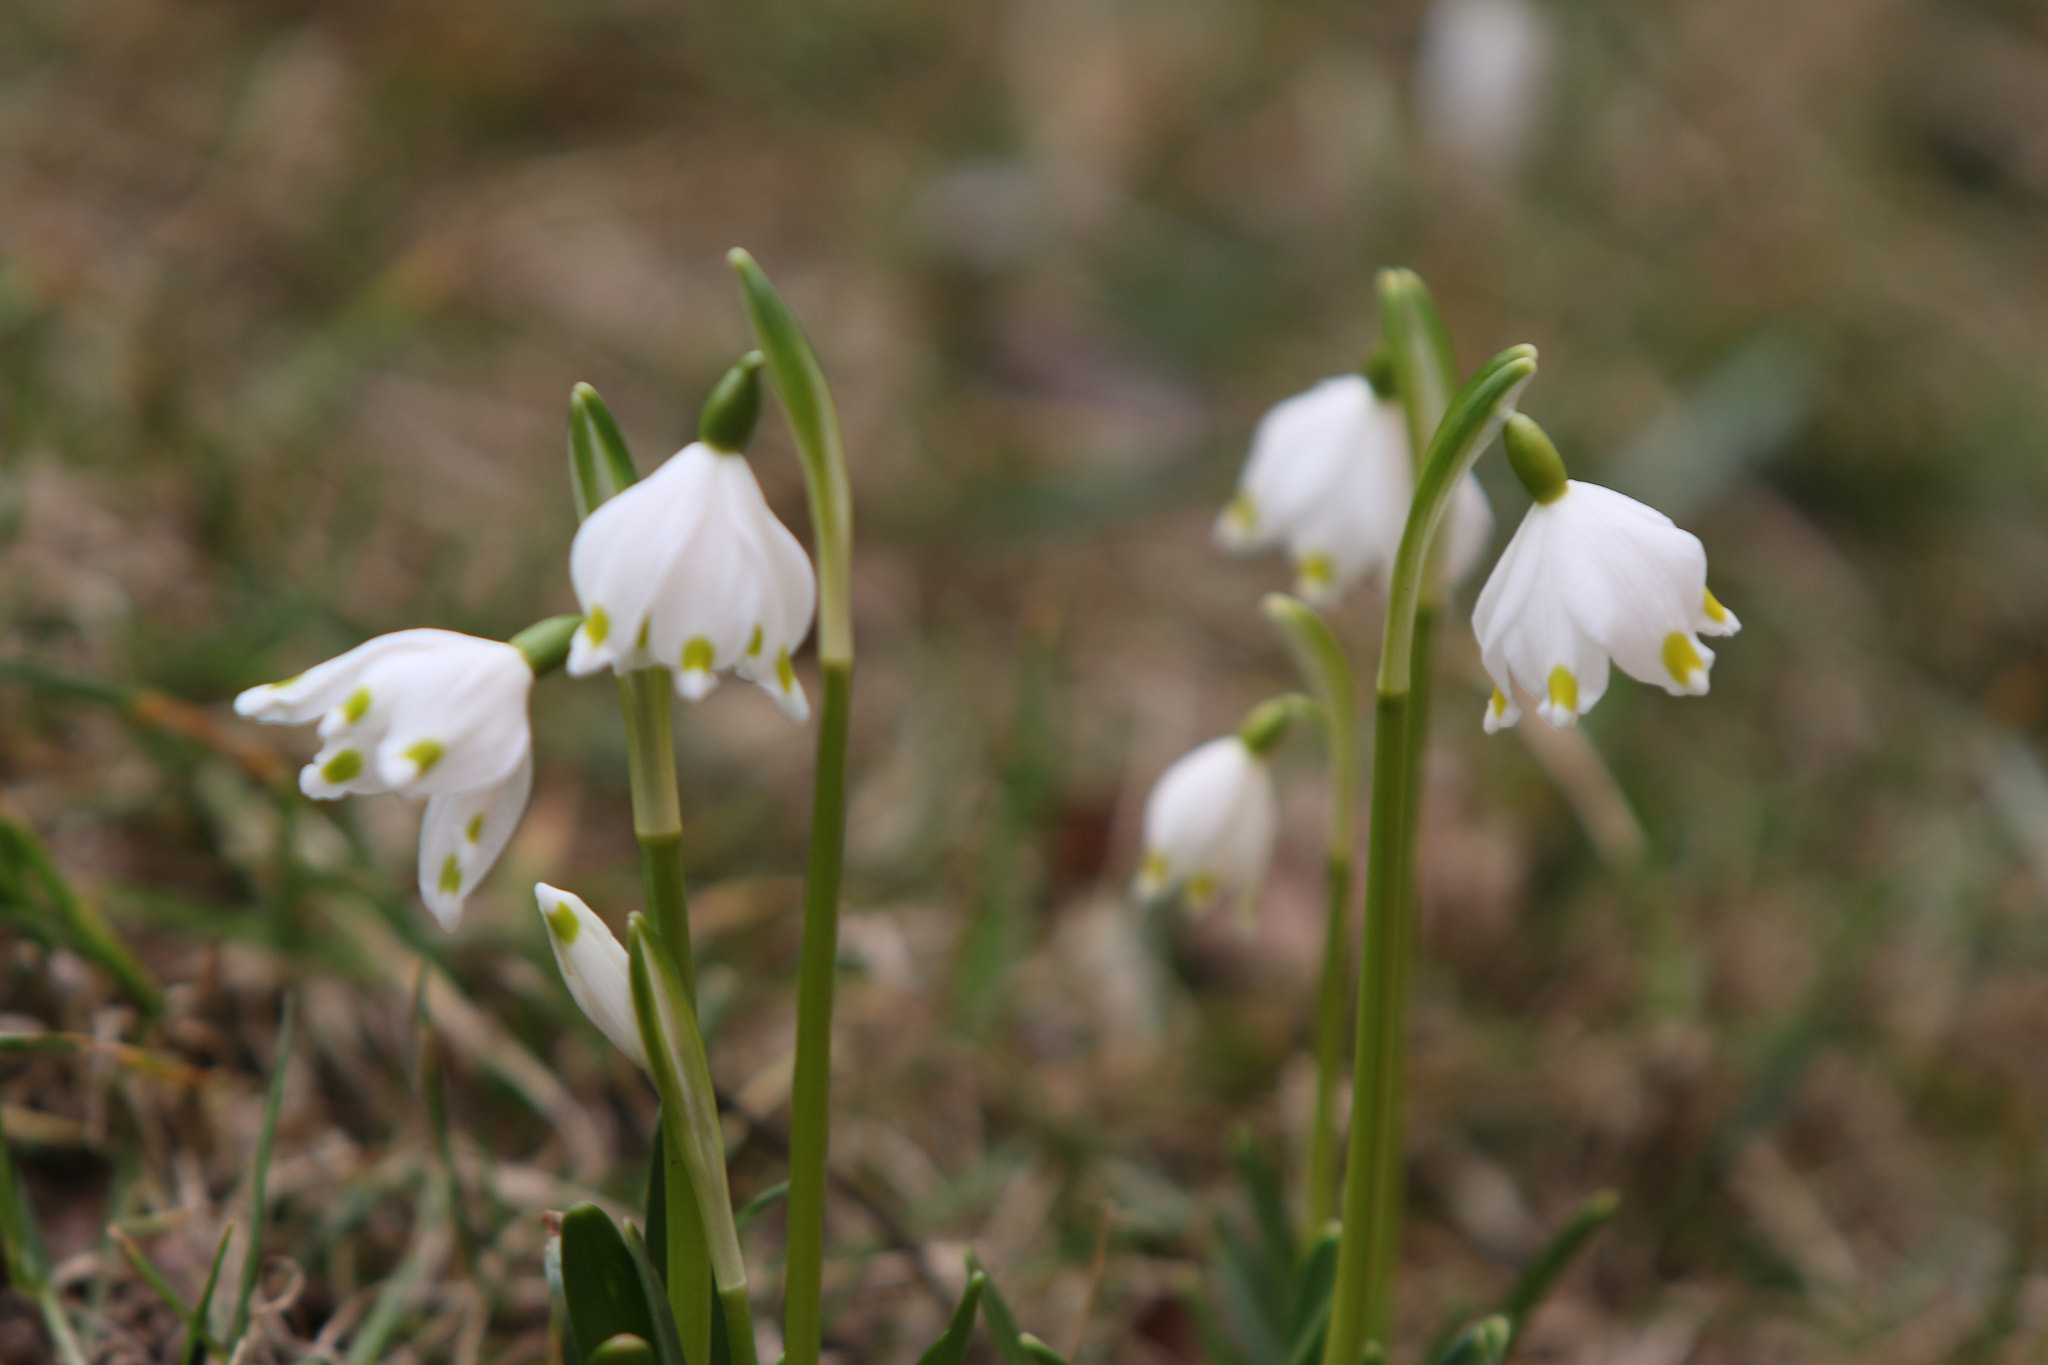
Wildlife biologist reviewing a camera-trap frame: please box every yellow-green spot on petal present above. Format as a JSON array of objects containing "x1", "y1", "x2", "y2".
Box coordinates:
[
  {"x1": 747, "y1": 624, "x2": 763, "y2": 658},
  {"x1": 270, "y1": 671, "x2": 306, "y2": 691},
  {"x1": 1298, "y1": 552, "x2": 1334, "y2": 593},
  {"x1": 1703, "y1": 588, "x2": 1729, "y2": 625},
  {"x1": 1489, "y1": 688, "x2": 1509, "y2": 718},
  {"x1": 403, "y1": 739, "x2": 444, "y2": 776},
  {"x1": 1663, "y1": 632, "x2": 1705, "y2": 685},
  {"x1": 465, "y1": 814, "x2": 484, "y2": 844},
  {"x1": 776, "y1": 647, "x2": 795, "y2": 693},
  {"x1": 341, "y1": 686, "x2": 371, "y2": 723},
  {"x1": 636, "y1": 618, "x2": 650, "y2": 649},
  {"x1": 321, "y1": 749, "x2": 363, "y2": 784},
  {"x1": 1186, "y1": 871, "x2": 1218, "y2": 904},
  {"x1": 1223, "y1": 492, "x2": 1257, "y2": 535},
  {"x1": 1547, "y1": 665, "x2": 1578, "y2": 715},
  {"x1": 1139, "y1": 849, "x2": 1169, "y2": 890},
  {"x1": 584, "y1": 605, "x2": 610, "y2": 647},
  {"x1": 543, "y1": 901, "x2": 579, "y2": 944},
  {"x1": 682, "y1": 636, "x2": 716, "y2": 673},
  {"x1": 439, "y1": 855, "x2": 462, "y2": 896}
]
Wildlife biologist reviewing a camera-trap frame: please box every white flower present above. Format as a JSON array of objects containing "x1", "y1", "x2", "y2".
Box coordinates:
[
  {"x1": 235, "y1": 629, "x2": 535, "y2": 928},
  {"x1": 1216, "y1": 375, "x2": 1492, "y2": 603},
  {"x1": 567, "y1": 443, "x2": 816, "y2": 722},
  {"x1": 1471, "y1": 480, "x2": 1740, "y2": 732},
  {"x1": 1134, "y1": 736, "x2": 1279, "y2": 922},
  {"x1": 1417, "y1": 0, "x2": 1553, "y2": 184},
  {"x1": 535, "y1": 884, "x2": 647, "y2": 1070}
]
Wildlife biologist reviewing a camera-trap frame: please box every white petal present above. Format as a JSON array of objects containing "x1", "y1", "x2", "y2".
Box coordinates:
[
  {"x1": 418, "y1": 751, "x2": 534, "y2": 929},
  {"x1": 364, "y1": 637, "x2": 533, "y2": 795},
  {"x1": 1222, "y1": 376, "x2": 1378, "y2": 554},
  {"x1": 568, "y1": 446, "x2": 716, "y2": 677},
  {"x1": 1139, "y1": 736, "x2": 1277, "y2": 914},
  {"x1": 535, "y1": 884, "x2": 648, "y2": 1070},
  {"x1": 1441, "y1": 472, "x2": 1494, "y2": 586},
  {"x1": 234, "y1": 631, "x2": 440, "y2": 724}
]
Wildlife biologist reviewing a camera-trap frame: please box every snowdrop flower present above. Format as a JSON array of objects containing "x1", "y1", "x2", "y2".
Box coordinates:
[
  {"x1": 1417, "y1": 0, "x2": 1553, "y2": 185},
  {"x1": 1216, "y1": 373, "x2": 1492, "y2": 604},
  {"x1": 235, "y1": 629, "x2": 535, "y2": 928},
  {"x1": 566, "y1": 363, "x2": 816, "y2": 722},
  {"x1": 535, "y1": 884, "x2": 647, "y2": 1070},
  {"x1": 1135, "y1": 734, "x2": 1279, "y2": 923},
  {"x1": 1473, "y1": 415, "x2": 1739, "y2": 732}
]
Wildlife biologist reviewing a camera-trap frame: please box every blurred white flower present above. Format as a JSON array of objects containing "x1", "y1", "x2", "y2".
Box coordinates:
[
  {"x1": 1134, "y1": 736, "x2": 1278, "y2": 923},
  {"x1": 567, "y1": 443, "x2": 816, "y2": 722},
  {"x1": 535, "y1": 884, "x2": 647, "y2": 1071},
  {"x1": 1216, "y1": 375, "x2": 1492, "y2": 604},
  {"x1": 235, "y1": 629, "x2": 535, "y2": 928},
  {"x1": 1472, "y1": 480, "x2": 1739, "y2": 732},
  {"x1": 1417, "y1": 0, "x2": 1553, "y2": 184}
]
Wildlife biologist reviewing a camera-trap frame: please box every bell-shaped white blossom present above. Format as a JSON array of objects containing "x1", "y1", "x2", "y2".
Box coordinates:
[
  {"x1": 1417, "y1": 0, "x2": 1553, "y2": 186},
  {"x1": 535, "y1": 884, "x2": 648, "y2": 1071},
  {"x1": 1134, "y1": 736, "x2": 1278, "y2": 923},
  {"x1": 235, "y1": 630, "x2": 535, "y2": 928},
  {"x1": 1216, "y1": 375, "x2": 1492, "y2": 604},
  {"x1": 1472, "y1": 480, "x2": 1740, "y2": 732},
  {"x1": 567, "y1": 443, "x2": 816, "y2": 722}
]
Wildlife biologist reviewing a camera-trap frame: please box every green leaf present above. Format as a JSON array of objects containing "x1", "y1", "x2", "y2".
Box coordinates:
[
  {"x1": 964, "y1": 1250, "x2": 1036, "y2": 1365},
  {"x1": 0, "y1": 814, "x2": 161, "y2": 1014},
  {"x1": 734, "y1": 1180, "x2": 789, "y2": 1234},
  {"x1": 1430, "y1": 1315, "x2": 1511, "y2": 1365},
  {"x1": 1500, "y1": 1191, "x2": 1618, "y2": 1340},
  {"x1": 699, "y1": 352, "x2": 766, "y2": 454},
  {"x1": 561, "y1": 1204, "x2": 660, "y2": 1363},
  {"x1": 184, "y1": 1222, "x2": 233, "y2": 1365},
  {"x1": 1287, "y1": 1223, "x2": 1341, "y2": 1350},
  {"x1": 1019, "y1": 1333, "x2": 1071, "y2": 1365},
  {"x1": 588, "y1": 1334, "x2": 658, "y2": 1365},
  {"x1": 569, "y1": 382, "x2": 641, "y2": 521},
  {"x1": 620, "y1": 1220, "x2": 690, "y2": 1365},
  {"x1": 913, "y1": 1269, "x2": 985, "y2": 1365},
  {"x1": 1376, "y1": 268, "x2": 1460, "y2": 469},
  {"x1": 644, "y1": 1111, "x2": 667, "y2": 1285},
  {"x1": 227, "y1": 995, "x2": 294, "y2": 1350},
  {"x1": 547, "y1": 1212, "x2": 583, "y2": 1365}
]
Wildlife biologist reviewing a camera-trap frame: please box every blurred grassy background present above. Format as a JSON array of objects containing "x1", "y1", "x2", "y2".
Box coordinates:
[{"x1": 7, "y1": 0, "x2": 2048, "y2": 1360}]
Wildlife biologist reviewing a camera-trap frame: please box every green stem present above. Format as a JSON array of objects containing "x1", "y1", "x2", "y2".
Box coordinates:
[
  {"x1": 782, "y1": 662, "x2": 852, "y2": 1365},
  {"x1": 1321, "y1": 346, "x2": 1536, "y2": 1365},
  {"x1": 618, "y1": 670, "x2": 694, "y2": 995},
  {"x1": 664, "y1": 1122, "x2": 713, "y2": 1365},
  {"x1": 1261, "y1": 594, "x2": 1359, "y2": 1236}
]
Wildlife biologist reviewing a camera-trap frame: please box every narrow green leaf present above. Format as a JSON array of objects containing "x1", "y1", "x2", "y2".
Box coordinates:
[
  {"x1": 228, "y1": 994, "x2": 294, "y2": 1349},
  {"x1": 547, "y1": 1212, "x2": 583, "y2": 1365},
  {"x1": 109, "y1": 1226, "x2": 194, "y2": 1322},
  {"x1": 1186, "y1": 1286, "x2": 1251, "y2": 1365},
  {"x1": 1376, "y1": 269, "x2": 1459, "y2": 470},
  {"x1": 1500, "y1": 1191, "x2": 1618, "y2": 1340},
  {"x1": 734, "y1": 1180, "x2": 788, "y2": 1234},
  {"x1": 589, "y1": 1334, "x2": 658, "y2": 1365},
  {"x1": 0, "y1": 1109, "x2": 47, "y2": 1289},
  {"x1": 913, "y1": 1269, "x2": 985, "y2": 1365},
  {"x1": 1281, "y1": 1297, "x2": 1331, "y2": 1365},
  {"x1": 184, "y1": 1222, "x2": 233, "y2": 1365},
  {"x1": 561, "y1": 1204, "x2": 660, "y2": 1362},
  {"x1": 1287, "y1": 1224, "x2": 1341, "y2": 1349},
  {"x1": 964, "y1": 1251, "x2": 1036, "y2": 1365},
  {"x1": 644, "y1": 1111, "x2": 667, "y2": 1285},
  {"x1": 1019, "y1": 1334, "x2": 1071, "y2": 1365},
  {"x1": 1229, "y1": 1131, "x2": 1296, "y2": 1289},
  {"x1": 1430, "y1": 1315, "x2": 1510, "y2": 1365},
  {"x1": 569, "y1": 382, "x2": 640, "y2": 521},
  {"x1": 0, "y1": 816, "x2": 161, "y2": 1014},
  {"x1": 620, "y1": 1220, "x2": 690, "y2": 1365}
]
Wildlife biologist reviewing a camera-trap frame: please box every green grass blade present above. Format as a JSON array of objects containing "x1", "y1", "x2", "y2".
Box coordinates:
[
  {"x1": 963, "y1": 1251, "x2": 1036, "y2": 1365},
  {"x1": 913, "y1": 1269, "x2": 985, "y2": 1365},
  {"x1": 185, "y1": 1222, "x2": 234, "y2": 1365},
  {"x1": 1288, "y1": 1223, "x2": 1341, "y2": 1350},
  {"x1": 547, "y1": 1212, "x2": 583, "y2": 1365},
  {"x1": 0, "y1": 814, "x2": 162, "y2": 1014},
  {"x1": 227, "y1": 993, "x2": 294, "y2": 1349},
  {"x1": 1018, "y1": 1334, "x2": 1070, "y2": 1365},
  {"x1": 734, "y1": 1180, "x2": 788, "y2": 1235},
  {"x1": 621, "y1": 1221, "x2": 690, "y2": 1365},
  {"x1": 1500, "y1": 1191, "x2": 1618, "y2": 1343},
  {"x1": 1430, "y1": 1315, "x2": 1510, "y2": 1365}
]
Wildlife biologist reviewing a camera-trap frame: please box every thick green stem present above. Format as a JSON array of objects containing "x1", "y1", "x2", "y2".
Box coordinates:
[
  {"x1": 1320, "y1": 346, "x2": 1536, "y2": 1365},
  {"x1": 618, "y1": 669, "x2": 694, "y2": 994},
  {"x1": 782, "y1": 662, "x2": 853, "y2": 1365}
]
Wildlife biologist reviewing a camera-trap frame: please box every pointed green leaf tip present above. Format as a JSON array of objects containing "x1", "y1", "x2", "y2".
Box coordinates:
[
  {"x1": 700, "y1": 351, "x2": 766, "y2": 454},
  {"x1": 1504, "y1": 413, "x2": 1569, "y2": 504}
]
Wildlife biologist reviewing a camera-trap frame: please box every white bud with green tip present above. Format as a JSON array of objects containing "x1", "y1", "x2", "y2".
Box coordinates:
[
  {"x1": 534, "y1": 883, "x2": 648, "y2": 1071},
  {"x1": 234, "y1": 629, "x2": 536, "y2": 928},
  {"x1": 1134, "y1": 731, "x2": 1280, "y2": 925},
  {"x1": 1217, "y1": 374, "x2": 1492, "y2": 604},
  {"x1": 1472, "y1": 414, "x2": 1740, "y2": 732},
  {"x1": 567, "y1": 354, "x2": 818, "y2": 722}
]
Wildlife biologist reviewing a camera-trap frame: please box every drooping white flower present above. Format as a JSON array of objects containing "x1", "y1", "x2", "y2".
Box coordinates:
[
  {"x1": 1417, "y1": 0, "x2": 1553, "y2": 185},
  {"x1": 1134, "y1": 735, "x2": 1279, "y2": 922},
  {"x1": 1472, "y1": 475, "x2": 1740, "y2": 733},
  {"x1": 567, "y1": 443, "x2": 816, "y2": 722},
  {"x1": 235, "y1": 629, "x2": 535, "y2": 928},
  {"x1": 535, "y1": 884, "x2": 647, "y2": 1071},
  {"x1": 1216, "y1": 374, "x2": 1492, "y2": 604}
]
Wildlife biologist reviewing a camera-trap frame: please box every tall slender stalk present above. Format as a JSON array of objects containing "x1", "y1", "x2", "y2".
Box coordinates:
[
  {"x1": 1261, "y1": 595, "x2": 1359, "y2": 1234},
  {"x1": 1322, "y1": 346, "x2": 1537, "y2": 1365},
  {"x1": 731, "y1": 249, "x2": 856, "y2": 1365}
]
